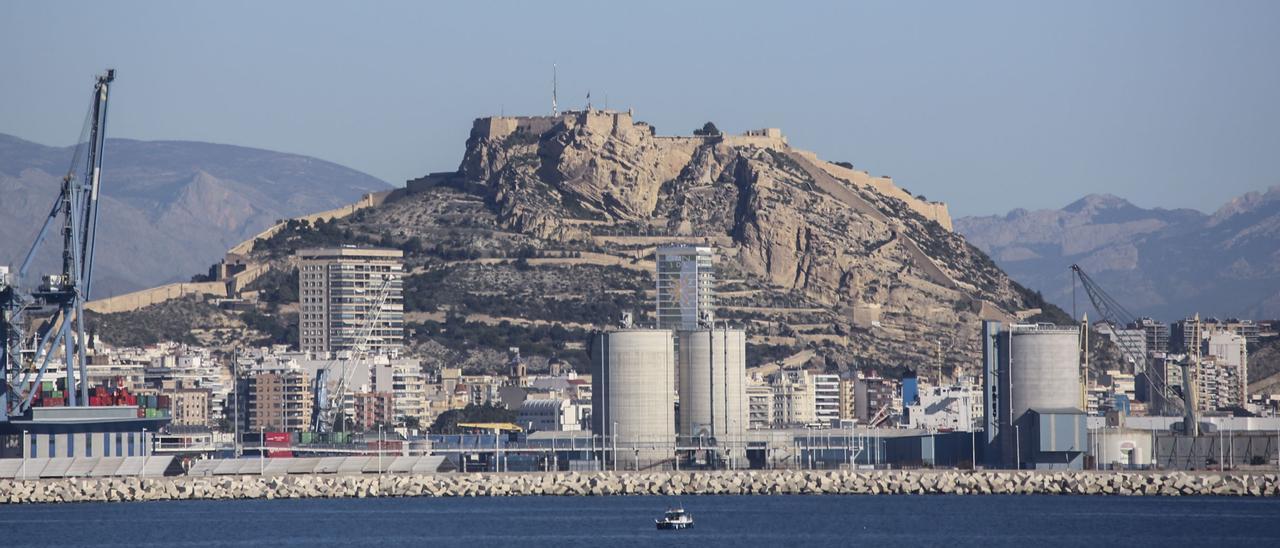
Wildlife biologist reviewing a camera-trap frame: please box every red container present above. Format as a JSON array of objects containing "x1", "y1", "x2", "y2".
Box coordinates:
[{"x1": 137, "y1": 407, "x2": 146, "y2": 418}]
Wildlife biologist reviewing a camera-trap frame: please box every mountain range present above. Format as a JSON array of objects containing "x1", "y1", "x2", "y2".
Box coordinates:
[
  {"x1": 956, "y1": 187, "x2": 1280, "y2": 320},
  {"x1": 0, "y1": 133, "x2": 390, "y2": 297}
]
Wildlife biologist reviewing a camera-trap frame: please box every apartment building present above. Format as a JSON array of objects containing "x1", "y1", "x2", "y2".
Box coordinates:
[{"x1": 297, "y1": 247, "x2": 405, "y2": 355}]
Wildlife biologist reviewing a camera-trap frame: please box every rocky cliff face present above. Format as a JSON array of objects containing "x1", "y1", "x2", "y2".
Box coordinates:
[{"x1": 419, "y1": 111, "x2": 1045, "y2": 373}]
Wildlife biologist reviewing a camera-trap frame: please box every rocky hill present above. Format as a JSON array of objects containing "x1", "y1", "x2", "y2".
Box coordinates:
[
  {"x1": 214, "y1": 110, "x2": 1058, "y2": 376},
  {"x1": 0, "y1": 133, "x2": 391, "y2": 296},
  {"x1": 956, "y1": 187, "x2": 1280, "y2": 320}
]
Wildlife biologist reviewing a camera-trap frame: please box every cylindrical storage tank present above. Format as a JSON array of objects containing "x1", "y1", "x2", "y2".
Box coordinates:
[
  {"x1": 1008, "y1": 325, "x2": 1081, "y2": 421},
  {"x1": 591, "y1": 329, "x2": 675, "y2": 465},
  {"x1": 677, "y1": 328, "x2": 747, "y2": 450}
]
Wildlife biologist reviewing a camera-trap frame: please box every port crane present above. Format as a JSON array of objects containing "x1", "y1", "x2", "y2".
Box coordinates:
[
  {"x1": 1070, "y1": 264, "x2": 1198, "y2": 435},
  {"x1": 1, "y1": 69, "x2": 116, "y2": 420},
  {"x1": 310, "y1": 274, "x2": 395, "y2": 433}
]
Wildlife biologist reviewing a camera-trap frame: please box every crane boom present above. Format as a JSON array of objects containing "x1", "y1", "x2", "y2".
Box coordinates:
[
  {"x1": 1070, "y1": 264, "x2": 1197, "y2": 434},
  {"x1": 312, "y1": 274, "x2": 395, "y2": 432},
  {"x1": 3, "y1": 69, "x2": 115, "y2": 418}
]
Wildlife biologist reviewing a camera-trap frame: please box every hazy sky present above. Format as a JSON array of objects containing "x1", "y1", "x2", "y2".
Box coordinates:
[{"x1": 3, "y1": 1, "x2": 1277, "y2": 217}]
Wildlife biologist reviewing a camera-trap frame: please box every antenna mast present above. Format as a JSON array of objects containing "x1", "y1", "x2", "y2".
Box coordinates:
[{"x1": 552, "y1": 64, "x2": 558, "y2": 116}]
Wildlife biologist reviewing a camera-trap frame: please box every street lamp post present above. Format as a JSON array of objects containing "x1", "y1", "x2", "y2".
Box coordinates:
[
  {"x1": 1015, "y1": 425, "x2": 1021, "y2": 470},
  {"x1": 970, "y1": 428, "x2": 977, "y2": 470},
  {"x1": 21, "y1": 430, "x2": 28, "y2": 480},
  {"x1": 378, "y1": 424, "x2": 384, "y2": 475}
]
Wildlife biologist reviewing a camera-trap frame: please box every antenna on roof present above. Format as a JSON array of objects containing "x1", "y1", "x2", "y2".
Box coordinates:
[{"x1": 552, "y1": 64, "x2": 558, "y2": 116}]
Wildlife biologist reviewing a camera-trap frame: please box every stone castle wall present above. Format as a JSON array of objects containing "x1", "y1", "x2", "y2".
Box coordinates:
[{"x1": 2, "y1": 469, "x2": 1276, "y2": 504}]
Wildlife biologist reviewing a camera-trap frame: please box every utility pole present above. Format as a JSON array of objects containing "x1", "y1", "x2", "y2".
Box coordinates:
[{"x1": 233, "y1": 348, "x2": 241, "y2": 458}]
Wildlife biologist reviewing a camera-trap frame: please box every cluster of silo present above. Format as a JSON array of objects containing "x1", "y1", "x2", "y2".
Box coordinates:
[
  {"x1": 677, "y1": 328, "x2": 747, "y2": 455},
  {"x1": 591, "y1": 329, "x2": 676, "y2": 465}
]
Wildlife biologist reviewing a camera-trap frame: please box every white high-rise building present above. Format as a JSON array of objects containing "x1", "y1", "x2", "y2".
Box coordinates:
[
  {"x1": 297, "y1": 247, "x2": 405, "y2": 355},
  {"x1": 812, "y1": 374, "x2": 841, "y2": 425},
  {"x1": 1206, "y1": 332, "x2": 1248, "y2": 407},
  {"x1": 656, "y1": 245, "x2": 714, "y2": 330}
]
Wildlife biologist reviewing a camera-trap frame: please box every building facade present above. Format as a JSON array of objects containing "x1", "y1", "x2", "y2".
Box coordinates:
[
  {"x1": 655, "y1": 245, "x2": 714, "y2": 330},
  {"x1": 246, "y1": 367, "x2": 313, "y2": 432},
  {"x1": 169, "y1": 388, "x2": 212, "y2": 428},
  {"x1": 297, "y1": 247, "x2": 405, "y2": 355},
  {"x1": 812, "y1": 374, "x2": 841, "y2": 425}
]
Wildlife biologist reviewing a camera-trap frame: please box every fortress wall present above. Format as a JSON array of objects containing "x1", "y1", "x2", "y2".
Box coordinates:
[
  {"x1": 227, "y1": 263, "x2": 271, "y2": 295},
  {"x1": 721, "y1": 135, "x2": 788, "y2": 149},
  {"x1": 794, "y1": 150, "x2": 954, "y2": 231},
  {"x1": 86, "y1": 281, "x2": 227, "y2": 314},
  {"x1": 226, "y1": 191, "x2": 388, "y2": 260}
]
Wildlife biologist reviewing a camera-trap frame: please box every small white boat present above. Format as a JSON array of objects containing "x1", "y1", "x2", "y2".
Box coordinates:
[{"x1": 655, "y1": 506, "x2": 694, "y2": 530}]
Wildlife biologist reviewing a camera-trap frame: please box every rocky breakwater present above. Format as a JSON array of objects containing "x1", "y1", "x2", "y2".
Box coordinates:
[{"x1": 2, "y1": 470, "x2": 1277, "y2": 504}]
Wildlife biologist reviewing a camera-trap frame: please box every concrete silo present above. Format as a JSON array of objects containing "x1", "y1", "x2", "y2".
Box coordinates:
[
  {"x1": 984, "y1": 322, "x2": 1086, "y2": 470},
  {"x1": 677, "y1": 328, "x2": 747, "y2": 451},
  {"x1": 1007, "y1": 325, "x2": 1082, "y2": 420},
  {"x1": 591, "y1": 329, "x2": 675, "y2": 465}
]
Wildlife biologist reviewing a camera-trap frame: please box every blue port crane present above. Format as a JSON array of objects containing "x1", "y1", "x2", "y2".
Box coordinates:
[{"x1": 1, "y1": 69, "x2": 116, "y2": 420}]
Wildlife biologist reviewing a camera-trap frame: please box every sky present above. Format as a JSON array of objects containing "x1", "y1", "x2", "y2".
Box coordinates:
[{"x1": 2, "y1": 1, "x2": 1278, "y2": 217}]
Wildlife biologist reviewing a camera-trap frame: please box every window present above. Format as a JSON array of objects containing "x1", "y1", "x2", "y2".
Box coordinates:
[
  {"x1": 127, "y1": 433, "x2": 136, "y2": 456},
  {"x1": 48, "y1": 435, "x2": 55, "y2": 457},
  {"x1": 104, "y1": 432, "x2": 111, "y2": 456},
  {"x1": 67, "y1": 434, "x2": 74, "y2": 457},
  {"x1": 115, "y1": 433, "x2": 123, "y2": 457},
  {"x1": 29, "y1": 432, "x2": 37, "y2": 458},
  {"x1": 86, "y1": 433, "x2": 93, "y2": 457}
]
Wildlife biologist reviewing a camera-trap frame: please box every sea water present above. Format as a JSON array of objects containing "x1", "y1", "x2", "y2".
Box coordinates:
[{"x1": 3, "y1": 494, "x2": 1278, "y2": 547}]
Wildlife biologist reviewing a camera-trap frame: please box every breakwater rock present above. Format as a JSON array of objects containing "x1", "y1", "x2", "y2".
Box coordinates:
[{"x1": 2, "y1": 470, "x2": 1277, "y2": 504}]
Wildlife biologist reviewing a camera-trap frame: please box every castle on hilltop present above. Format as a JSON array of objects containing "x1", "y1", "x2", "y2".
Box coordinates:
[
  {"x1": 471, "y1": 109, "x2": 789, "y2": 149},
  {"x1": 451, "y1": 108, "x2": 951, "y2": 231}
]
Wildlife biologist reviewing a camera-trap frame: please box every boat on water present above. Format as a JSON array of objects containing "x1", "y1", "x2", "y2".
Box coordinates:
[{"x1": 655, "y1": 507, "x2": 694, "y2": 530}]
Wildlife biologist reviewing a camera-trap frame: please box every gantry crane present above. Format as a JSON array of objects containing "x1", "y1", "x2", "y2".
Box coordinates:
[
  {"x1": 1070, "y1": 264, "x2": 1198, "y2": 435},
  {"x1": 311, "y1": 273, "x2": 396, "y2": 433},
  {"x1": 2, "y1": 69, "x2": 115, "y2": 419}
]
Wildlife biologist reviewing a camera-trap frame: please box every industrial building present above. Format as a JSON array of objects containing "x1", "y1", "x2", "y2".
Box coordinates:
[
  {"x1": 655, "y1": 245, "x2": 714, "y2": 330},
  {"x1": 517, "y1": 398, "x2": 587, "y2": 432},
  {"x1": 904, "y1": 384, "x2": 980, "y2": 432},
  {"x1": 590, "y1": 329, "x2": 675, "y2": 465},
  {"x1": 677, "y1": 328, "x2": 747, "y2": 451},
  {"x1": 297, "y1": 247, "x2": 405, "y2": 355},
  {"x1": 982, "y1": 321, "x2": 1088, "y2": 469}
]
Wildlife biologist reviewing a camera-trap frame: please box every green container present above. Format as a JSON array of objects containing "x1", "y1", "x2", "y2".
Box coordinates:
[
  {"x1": 51, "y1": 391, "x2": 62, "y2": 398},
  {"x1": 42, "y1": 381, "x2": 55, "y2": 391}
]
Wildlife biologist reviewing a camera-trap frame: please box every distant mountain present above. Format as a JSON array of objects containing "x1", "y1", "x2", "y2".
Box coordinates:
[
  {"x1": 956, "y1": 187, "x2": 1280, "y2": 320},
  {"x1": 0, "y1": 133, "x2": 391, "y2": 296}
]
